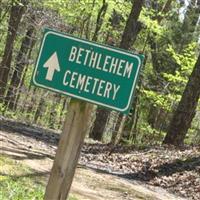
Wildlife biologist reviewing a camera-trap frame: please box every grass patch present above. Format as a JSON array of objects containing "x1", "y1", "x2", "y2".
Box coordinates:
[
  {"x1": 0, "y1": 155, "x2": 78, "y2": 200},
  {"x1": 0, "y1": 156, "x2": 44, "y2": 200}
]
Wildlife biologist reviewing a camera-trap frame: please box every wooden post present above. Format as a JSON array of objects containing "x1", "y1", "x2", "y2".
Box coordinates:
[{"x1": 44, "y1": 100, "x2": 92, "y2": 200}]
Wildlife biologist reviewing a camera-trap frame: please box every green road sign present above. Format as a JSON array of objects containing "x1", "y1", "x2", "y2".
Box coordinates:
[{"x1": 32, "y1": 29, "x2": 144, "y2": 114}]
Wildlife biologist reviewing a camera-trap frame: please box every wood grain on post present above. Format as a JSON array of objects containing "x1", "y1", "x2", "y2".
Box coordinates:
[{"x1": 44, "y1": 100, "x2": 92, "y2": 200}]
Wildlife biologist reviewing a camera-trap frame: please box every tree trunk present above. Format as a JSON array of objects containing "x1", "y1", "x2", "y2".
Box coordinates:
[
  {"x1": 115, "y1": 115, "x2": 127, "y2": 145},
  {"x1": 59, "y1": 98, "x2": 70, "y2": 128},
  {"x1": 157, "y1": 0, "x2": 174, "y2": 23},
  {"x1": 14, "y1": 34, "x2": 37, "y2": 110},
  {"x1": 103, "y1": 111, "x2": 118, "y2": 143},
  {"x1": 24, "y1": 87, "x2": 37, "y2": 114},
  {"x1": 92, "y1": 0, "x2": 108, "y2": 41},
  {"x1": 0, "y1": 2, "x2": 11, "y2": 25},
  {"x1": 129, "y1": 104, "x2": 139, "y2": 143},
  {"x1": 5, "y1": 14, "x2": 36, "y2": 110},
  {"x1": 49, "y1": 94, "x2": 61, "y2": 129},
  {"x1": 113, "y1": 0, "x2": 144, "y2": 143},
  {"x1": 88, "y1": 3, "x2": 113, "y2": 141},
  {"x1": 119, "y1": 0, "x2": 143, "y2": 49},
  {"x1": 34, "y1": 92, "x2": 48, "y2": 123},
  {"x1": 148, "y1": 0, "x2": 200, "y2": 131},
  {"x1": 126, "y1": 56, "x2": 147, "y2": 140},
  {"x1": 146, "y1": 0, "x2": 177, "y2": 129},
  {"x1": 80, "y1": 0, "x2": 96, "y2": 39},
  {"x1": 163, "y1": 54, "x2": 200, "y2": 146},
  {"x1": 89, "y1": 107, "x2": 110, "y2": 141},
  {"x1": 178, "y1": 2, "x2": 200, "y2": 52},
  {"x1": 90, "y1": 0, "x2": 144, "y2": 142},
  {"x1": 0, "y1": 0, "x2": 27, "y2": 99}
]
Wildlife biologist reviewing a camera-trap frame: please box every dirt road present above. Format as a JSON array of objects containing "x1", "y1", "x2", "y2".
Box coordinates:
[{"x1": 0, "y1": 118, "x2": 189, "y2": 200}]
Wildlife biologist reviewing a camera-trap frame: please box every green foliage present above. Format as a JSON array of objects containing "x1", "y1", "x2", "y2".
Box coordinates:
[
  {"x1": 141, "y1": 8, "x2": 165, "y2": 38},
  {"x1": 43, "y1": 0, "x2": 131, "y2": 42},
  {"x1": 163, "y1": 43, "x2": 197, "y2": 91},
  {"x1": 142, "y1": 89, "x2": 176, "y2": 111},
  {"x1": 13, "y1": 1, "x2": 24, "y2": 6},
  {"x1": 131, "y1": 122, "x2": 165, "y2": 146},
  {"x1": 0, "y1": 103, "x2": 6, "y2": 113}
]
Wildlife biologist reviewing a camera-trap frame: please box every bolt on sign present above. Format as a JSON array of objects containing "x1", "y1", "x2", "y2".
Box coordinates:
[{"x1": 32, "y1": 29, "x2": 144, "y2": 114}]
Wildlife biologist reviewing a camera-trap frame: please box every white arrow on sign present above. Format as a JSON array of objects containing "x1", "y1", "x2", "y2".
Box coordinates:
[{"x1": 43, "y1": 52, "x2": 60, "y2": 81}]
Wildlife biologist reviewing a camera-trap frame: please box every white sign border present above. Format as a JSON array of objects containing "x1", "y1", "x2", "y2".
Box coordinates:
[{"x1": 32, "y1": 30, "x2": 142, "y2": 113}]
